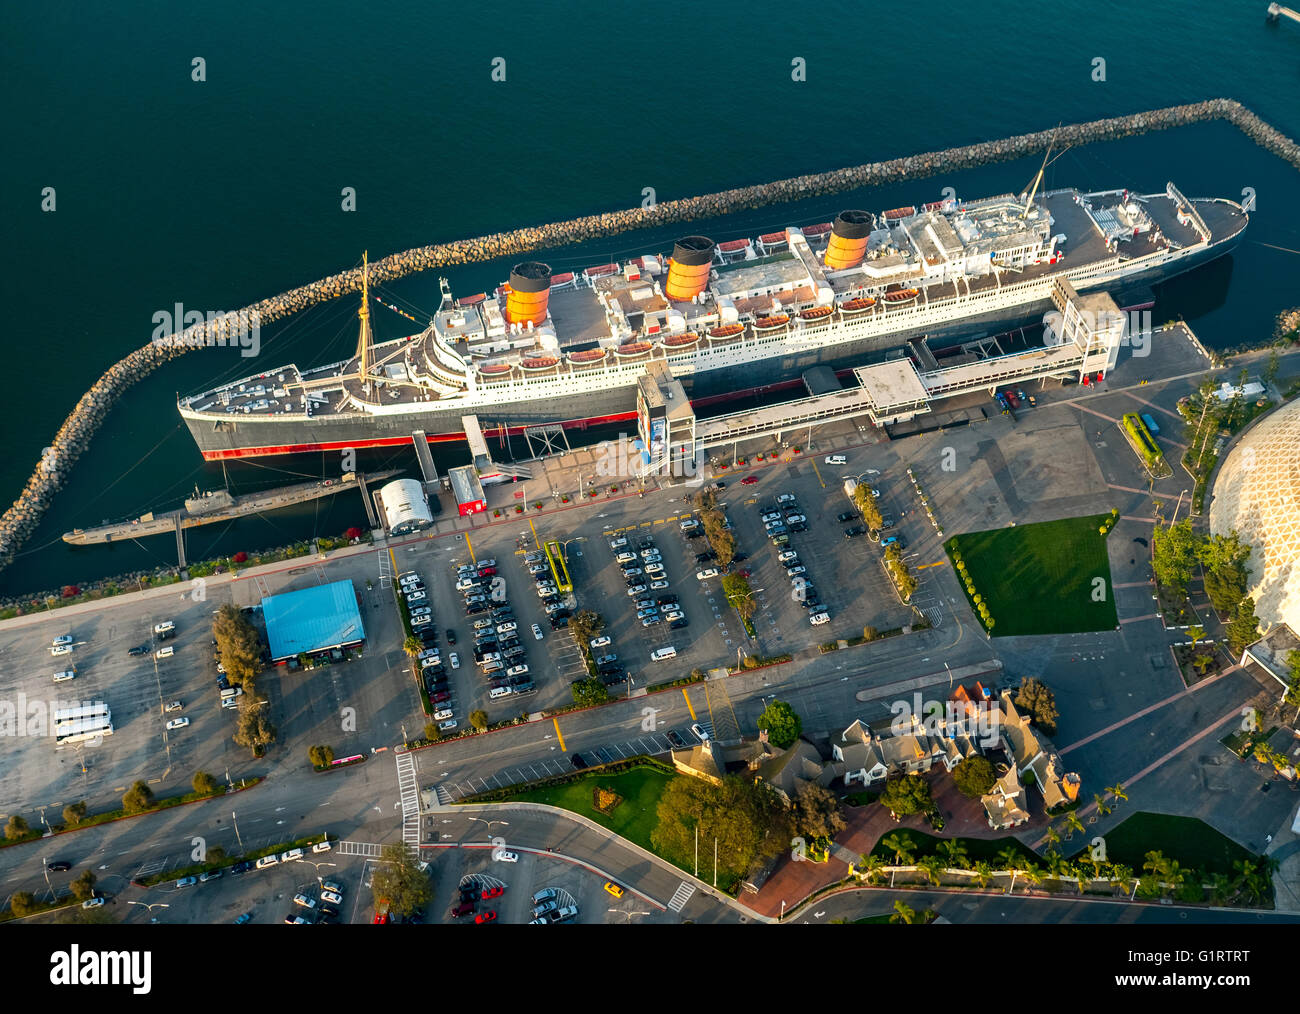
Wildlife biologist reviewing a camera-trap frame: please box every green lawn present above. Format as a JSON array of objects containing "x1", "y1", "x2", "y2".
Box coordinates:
[
  {"x1": 1071, "y1": 811, "x2": 1255, "y2": 876},
  {"x1": 868, "y1": 829, "x2": 1040, "y2": 867},
  {"x1": 946, "y1": 515, "x2": 1118, "y2": 636},
  {"x1": 501, "y1": 766, "x2": 671, "y2": 855}
]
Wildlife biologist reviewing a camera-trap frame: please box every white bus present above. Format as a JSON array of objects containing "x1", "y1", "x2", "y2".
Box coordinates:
[
  {"x1": 53, "y1": 703, "x2": 111, "y2": 726},
  {"x1": 55, "y1": 718, "x2": 114, "y2": 745}
]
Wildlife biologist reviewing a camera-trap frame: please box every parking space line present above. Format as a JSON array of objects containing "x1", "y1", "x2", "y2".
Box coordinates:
[{"x1": 552, "y1": 718, "x2": 566, "y2": 751}]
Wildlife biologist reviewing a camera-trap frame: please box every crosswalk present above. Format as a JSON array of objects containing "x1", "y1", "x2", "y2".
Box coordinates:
[
  {"x1": 667, "y1": 881, "x2": 697, "y2": 912},
  {"x1": 336, "y1": 840, "x2": 385, "y2": 857},
  {"x1": 395, "y1": 750, "x2": 421, "y2": 848}
]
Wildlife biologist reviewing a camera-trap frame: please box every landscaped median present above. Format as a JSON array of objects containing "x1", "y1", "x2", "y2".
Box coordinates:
[
  {"x1": 131, "y1": 832, "x2": 334, "y2": 889},
  {"x1": 1120, "y1": 412, "x2": 1173, "y2": 478}
]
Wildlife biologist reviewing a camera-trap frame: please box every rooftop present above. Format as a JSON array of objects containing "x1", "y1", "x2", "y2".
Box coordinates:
[{"x1": 262, "y1": 580, "x2": 365, "y2": 661}]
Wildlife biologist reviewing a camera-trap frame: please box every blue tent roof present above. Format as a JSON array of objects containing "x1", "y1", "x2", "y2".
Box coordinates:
[{"x1": 262, "y1": 580, "x2": 365, "y2": 661}]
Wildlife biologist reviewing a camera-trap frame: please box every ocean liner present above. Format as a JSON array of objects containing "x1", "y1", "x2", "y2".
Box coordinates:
[{"x1": 179, "y1": 180, "x2": 1246, "y2": 460}]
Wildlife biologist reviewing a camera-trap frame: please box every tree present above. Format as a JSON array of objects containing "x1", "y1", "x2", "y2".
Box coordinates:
[
  {"x1": 403, "y1": 635, "x2": 422, "y2": 657},
  {"x1": 1200, "y1": 531, "x2": 1252, "y2": 615},
  {"x1": 652, "y1": 775, "x2": 791, "y2": 879},
  {"x1": 1093, "y1": 792, "x2": 1112, "y2": 817},
  {"x1": 62, "y1": 801, "x2": 87, "y2": 826},
  {"x1": 1151, "y1": 518, "x2": 1201, "y2": 598},
  {"x1": 469, "y1": 710, "x2": 489, "y2": 732},
  {"x1": 1187, "y1": 625, "x2": 1206, "y2": 652},
  {"x1": 370, "y1": 843, "x2": 432, "y2": 918},
  {"x1": 938, "y1": 839, "x2": 970, "y2": 869},
  {"x1": 4, "y1": 815, "x2": 29, "y2": 840},
  {"x1": 233, "y1": 699, "x2": 277, "y2": 756},
  {"x1": 915, "y1": 855, "x2": 944, "y2": 886},
  {"x1": 856, "y1": 853, "x2": 886, "y2": 884},
  {"x1": 212, "y1": 604, "x2": 262, "y2": 684},
  {"x1": 1225, "y1": 597, "x2": 1262, "y2": 655},
  {"x1": 1013, "y1": 677, "x2": 1059, "y2": 735},
  {"x1": 122, "y1": 781, "x2": 154, "y2": 813},
  {"x1": 951, "y1": 755, "x2": 997, "y2": 798},
  {"x1": 853, "y1": 485, "x2": 883, "y2": 530},
  {"x1": 308, "y1": 745, "x2": 335, "y2": 768},
  {"x1": 9, "y1": 891, "x2": 36, "y2": 918},
  {"x1": 70, "y1": 869, "x2": 97, "y2": 901},
  {"x1": 756, "y1": 700, "x2": 802, "y2": 749},
  {"x1": 792, "y1": 782, "x2": 844, "y2": 841},
  {"x1": 721, "y1": 573, "x2": 756, "y2": 621},
  {"x1": 570, "y1": 678, "x2": 608, "y2": 708},
  {"x1": 569, "y1": 610, "x2": 605, "y2": 657},
  {"x1": 971, "y1": 860, "x2": 994, "y2": 888},
  {"x1": 1262, "y1": 348, "x2": 1281, "y2": 389},
  {"x1": 424, "y1": 722, "x2": 440, "y2": 741},
  {"x1": 881, "y1": 832, "x2": 916, "y2": 866},
  {"x1": 192, "y1": 771, "x2": 220, "y2": 796},
  {"x1": 1284, "y1": 651, "x2": 1300, "y2": 716},
  {"x1": 1061, "y1": 809, "x2": 1086, "y2": 840},
  {"x1": 878, "y1": 775, "x2": 933, "y2": 818},
  {"x1": 996, "y1": 845, "x2": 1023, "y2": 871}
]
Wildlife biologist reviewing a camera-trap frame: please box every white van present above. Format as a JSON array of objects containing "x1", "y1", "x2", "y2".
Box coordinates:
[
  {"x1": 824, "y1": 454, "x2": 847, "y2": 465},
  {"x1": 153, "y1": 620, "x2": 175, "y2": 635},
  {"x1": 53, "y1": 670, "x2": 77, "y2": 683},
  {"x1": 650, "y1": 646, "x2": 677, "y2": 662},
  {"x1": 155, "y1": 646, "x2": 174, "y2": 659},
  {"x1": 220, "y1": 686, "x2": 243, "y2": 700},
  {"x1": 615, "y1": 551, "x2": 637, "y2": 565}
]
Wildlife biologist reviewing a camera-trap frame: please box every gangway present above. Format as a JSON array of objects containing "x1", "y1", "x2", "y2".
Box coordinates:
[{"x1": 410, "y1": 431, "x2": 438, "y2": 486}]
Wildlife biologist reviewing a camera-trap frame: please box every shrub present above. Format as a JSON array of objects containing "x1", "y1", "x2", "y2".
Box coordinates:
[
  {"x1": 233, "y1": 551, "x2": 248, "y2": 564},
  {"x1": 9, "y1": 892, "x2": 36, "y2": 918},
  {"x1": 122, "y1": 781, "x2": 154, "y2": 813},
  {"x1": 192, "y1": 771, "x2": 220, "y2": 796},
  {"x1": 4, "y1": 815, "x2": 29, "y2": 840},
  {"x1": 308, "y1": 745, "x2": 335, "y2": 768},
  {"x1": 345, "y1": 526, "x2": 363, "y2": 539}
]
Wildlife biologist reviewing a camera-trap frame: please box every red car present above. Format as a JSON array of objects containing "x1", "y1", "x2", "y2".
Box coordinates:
[
  {"x1": 475, "y1": 910, "x2": 497, "y2": 924},
  {"x1": 373, "y1": 911, "x2": 390, "y2": 924},
  {"x1": 478, "y1": 567, "x2": 496, "y2": 577},
  {"x1": 431, "y1": 691, "x2": 451, "y2": 703},
  {"x1": 741, "y1": 475, "x2": 758, "y2": 485},
  {"x1": 450, "y1": 901, "x2": 475, "y2": 918},
  {"x1": 480, "y1": 885, "x2": 504, "y2": 900}
]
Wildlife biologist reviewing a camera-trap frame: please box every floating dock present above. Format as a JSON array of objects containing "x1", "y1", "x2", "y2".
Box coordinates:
[{"x1": 62, "y1": 470, "x2": 402, "y2": 545}]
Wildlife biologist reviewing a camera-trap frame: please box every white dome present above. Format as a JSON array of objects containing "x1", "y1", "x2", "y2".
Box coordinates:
[{"x1": 1208, "y1": 398, "x2": 1300, "y2": 632}]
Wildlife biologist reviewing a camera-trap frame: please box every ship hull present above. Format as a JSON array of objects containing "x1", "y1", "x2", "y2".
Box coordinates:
[{"x1": 182, "y1": 226, "x2": 1240, "y2": 460}]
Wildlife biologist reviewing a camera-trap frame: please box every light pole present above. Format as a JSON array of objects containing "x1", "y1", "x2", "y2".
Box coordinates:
[
  {"x1": 127, "y1": 901, "x2": 170, "y2": 921},
  {"x1": 780, "y1": 899, "x2": 786, "y2": 921},
  {"x1": 1170, "y1": 489, "x2": 1190, "y2": 525},
  {"x1": 608, "y1": 909, "x2": 651, "y2": 923},
  {"x1": 231, "y1": 811, "x2": 245, "y2": 853},
  {"x1": 465, "y1": 816, "x2": 510, "y2": 835}
]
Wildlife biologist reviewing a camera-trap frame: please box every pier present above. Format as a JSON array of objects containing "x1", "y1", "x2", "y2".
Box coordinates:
[
  {"x1": 62, "y1": 470, "x2": 401, "y2": 547},
  {"x1": 5, "y1": 96, "x2": 1300, "y2": 570},
  {"x1": 1267, "y1": 3, "x2": 1300, "y2": 25}
]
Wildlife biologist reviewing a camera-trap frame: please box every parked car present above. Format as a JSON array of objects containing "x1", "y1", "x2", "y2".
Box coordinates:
[
  {"x1": 176, "y1": 876, "x2": 198, "y2": 889},
  {"x1": 495, "y1": 851, "x2": 519, "y2": 863},
  {"x1": 165, "y1": 717, "x2": 189, "y2": 731},
  {"x1": 836, "y1": 511, "x2": 857, "y2": 523},
  {"x1": 199, "y1": 869, "x2": 222, "y2": 883},
  {"x1": 844, "y1": 526, "x2": 867, "y2": 538},
  {"x1": 448, "y1": 652, "x2": 460, "y2": 669},
  {"x1": 603, "y1": 881, "x2": 625, "y2": 899},
  {"x1": 128, "y1": 643, "x2": 149, "y2": 657},
  {"x1": 740, "y1": 475, "x2": 758, "y2": 484},
  {"x1": 280, "y1": 848, "x2": 304, "y2": 863},
  {"x1": 571, "y1": 754, "x2": 588, "y2": 770},
  {"x1": 321, "y1": 889, "x2": 343, "y2": 905},
  {"x1": 254, "y1": 855, "x2": 279, "y2": 870},
  {"x1": 696, "y1": 568, "x2": 719, "y2": 580},
  {"x1": 626, "y1": 583, "x2": 648, "y2": 596},
  {"x1": 229, "y1": 861, "x2": 253, "y2": 876}
]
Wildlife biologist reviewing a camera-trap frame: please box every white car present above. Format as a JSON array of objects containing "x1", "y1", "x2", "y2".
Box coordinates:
[
  {"x1": 156, "y1": 646, "x2": 175, "y2": 659},
  {"x1": 810, "y1": 611, "x2": 831, "y2": 625},
  {"x1": 165, "y1": 717, "x2": 189, "y2": 730},
  {"x1": 663, "y1": 610, "x2": 685, "y2": 621},
  {"x1": 312, "y1": 841, "x2": 332, "y2": 854},
  {"x1": 696, "y1": 568, "x2": 719, "y2": 580},
  {"x1": 410, "y1": 606, "x2": 433, "y2": 618},
  {"x1": 536, "y1": 584, "x2": 558, "y2": 598},
  {"x1": 455, "y1": 578, "x2": 479, "y2": 592},
  {"x1": 280, "y1": 848, "x2": 304, "y2": 863},
  {"x1": 434, "y1": 707, "x2": 454, "y2": 721},
  {"x1": 787, "y1": 565, "x2": 806, "y2": 577},
  {"x1": 640, "y1": 548, "x2": 661, "y2": 560},
  {"x1": 649, "y1": 579, "x2": 670, "y2": 590},
  {"x1": 625, "y1": 584, "x2": 647, "y2": 596},
  {"x1": 590, "y1": 635, "x2": 612, "y2": 649},
  {"x1": 438, "y1": 719, "x2": 458, "y2": 732},
  {"x1": 679, "y1": 518, "x2": 699, "y2": 531},
  {"x1": 50, "y1": 644, "x2": 73, "y2": 657},
  {"x1": 292, "y1": 894, "x2": 316, "y2": 910},
  {"x1": 51, "y1": 634, "x2": 74, "y2": 647},
  {"x1": 528, "y1": 562, "x2": 549, "y2": 574},
  {"x1": 489, "y1": 687, "x2": 513, "y2": 700},
  {"x1": 495, "y1": 850, "x2": 519, "y2": 863},
  {"x1": 448, "y1": 652, "x2": 460, "y2": 670},
  {"x1": 532, "y1": 623, "x2": 544, "y2": 640},
  {"x1": 417, "y1": 647, "x2": 439, "y2": 660},
  {"x1": 399, "y1": 573, "x2": 420, "y2": 586},
  {"x1": 406, "y1": 590, "x2": 428, "y2": 603},
  {"x1": 82, "y1": 896, "x2": 105, "y2": 909},
  {"x1": 785, "y1": 514, "x2": 807, "y2": 525},
  {"x1": 777, "y1": 550, "x2": 799, "y2": 563},
  {"x1": 506, "y1": 664, "x2": 530, "y2": 678},
  {"x1": 609, "y1": 537, "x2": 628, "y2": 551},
  {"x1": 761, "y1": 511, "x2": 781, "y2": 524},
  {"x1": 222, "y1": 697, "x2": 240, "y2": 710},
  {"x1": 320, "y1": 889, "x2": 343, "y2": 905},
  {"x1": 776, "y1": 493, "x2": 797, "y2": 505},
  {"x1": 496, "y1": 622, "x2": 517, "y2": 635},
  {"x1": 254, "y1": 854, "x2": 279, "y2": 870},
  {"x1": 411, "y1": 615, "x2": 433, "y2": 627}
]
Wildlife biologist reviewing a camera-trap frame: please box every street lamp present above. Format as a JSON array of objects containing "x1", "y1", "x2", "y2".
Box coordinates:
[
  {"x1": 464, "y1": 816, "x2": 510, "y2": 834},
  {"x1": 608, "y1": 909, "x2": 650, "y2": 922},
  {"x1": 127, "y1": 901, "x2": 170, "y2": 922},
  {"x1": 1170, "y1": 489, "x2": 1190, "y2": 525}
]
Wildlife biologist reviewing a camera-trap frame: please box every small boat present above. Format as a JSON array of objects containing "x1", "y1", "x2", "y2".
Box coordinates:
[
  {"x1": 663, "y1": 332, "x2": 701, "y2": 348},
  {"x1": 519, "y1": 355, "x2": 560, "y2": 371},
  {"x1": 883, "y1": 288, "x2": 920, "y2": 303},
  {"x1": 614, "y1": 341, "x2": 653, "y2": 358},
  {"x1": 798, "y1": 306, "x2": 834, "y2": 322},
  {"x1": 752, "y1": 314, "x2": 791, "y2": 331},
  {"x1": 706, "y1": 323, "x2": 745, "y2": 341},
  {"x1": 839, "y1": 296, "x2": 877, "y2": 313},
  {"x1": 478, "y1": 362, "x2": 514, "y2": 377},
  {"x1": 567, "y1": 348, "x2": 606, "y2": 366}
]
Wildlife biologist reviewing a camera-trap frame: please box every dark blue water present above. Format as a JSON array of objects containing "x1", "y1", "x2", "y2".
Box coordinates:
[{"x1": 3, "y1": 0, "x2": 1299, "y2": 598}]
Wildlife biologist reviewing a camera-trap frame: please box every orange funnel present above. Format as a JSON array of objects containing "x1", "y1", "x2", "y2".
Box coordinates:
[
  {"x1": 664, "y1": 236, "x2": 714, "y2": 301},
  {"x1": 823, "y1": 210, "x2": 873, "y2": 270},
  {"x1": 505, "y1": 262, "x2": 552, "y2": 326}
]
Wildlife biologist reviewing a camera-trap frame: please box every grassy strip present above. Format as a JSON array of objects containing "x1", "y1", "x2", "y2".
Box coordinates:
[
  {"x1": 1078, "y1": 811, "x2": 1255, "y2": 876},
  {"x1": 1, "y1": 779, "x2": 261, "y2": 851},
  {"x1": 136, "y1": 832, "x2": 333, "y2": 887}
]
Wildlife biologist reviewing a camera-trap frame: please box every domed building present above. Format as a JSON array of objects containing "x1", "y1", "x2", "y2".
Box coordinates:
[{"x1": 1208, "y1": 398, "x2": 1300, "y2": 632}]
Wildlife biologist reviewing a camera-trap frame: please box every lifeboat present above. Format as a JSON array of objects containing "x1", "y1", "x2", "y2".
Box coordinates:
[
  {"x1": 883, "y1": 206, "x2": 916, "y2": 221},
  {"x1": 519, "y1": 355, "x2": 560, "y2": 372},
  {"x1": 478, "y1": 362, "x2": 514, "y2": 379},
  {"x1": 567, "y1": 348, "x2": 606, "y2": 367},
  {"x1": 662, "y1": 332, "x2": 701, "y2": 348},
  {"x1": 839, "y1": 296, "x2": 877, "y2": 313},
  {"x1": 614, "y1": 341, "x2": 653, "y2": 358},
  {"x1": 706, "y1": 323, "x2": 745, "y2": 341},
  {"x1": 752, "y1": 313, "x2": 790, "y2": 331},
  {"x1": 798, "y1": 306, "x2": 834, "y2": 322},
  {"x1": 883, "y1": 288, "x2": 920, "y2": 304}
]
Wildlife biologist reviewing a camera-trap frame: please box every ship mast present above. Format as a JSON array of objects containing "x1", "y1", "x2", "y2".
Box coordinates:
[
  {"x1": 1021, "y1": 127, "x2": 1070, "y2": 217},
  {"x1": 356, "y1": 251, "x2": 374, "y2": 390}
]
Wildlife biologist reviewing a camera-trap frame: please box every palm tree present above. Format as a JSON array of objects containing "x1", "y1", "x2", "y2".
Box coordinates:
[
  {"x1": 1187, "y1": 624, "x2": 1206, "y2": 652},
  {"x1": 1232, "y1": 857, "x2": 1274, "y2": 905},
  {"x1": 1107, "y1": 782, "x2": 1127, "y2": 805},
  {"x1": 856, "y1": 853, "x2": 886, "y2": 885},
  {"x1": 1044, "y1": 825, "x2": 1061, "y2": 847},
  {"x1": 1207, "y1": 872, "x2": 1233, "y2": 905},
  {"x1": 916, "y1": 855, "x2": 945, "y2": 887},
  {"x1": 881, "y1": 832, "x2": 915, "y2": 867},
  {"x1": 1062, "y1": 810, "x2": 1086, "y2": 839},
  {"x1": 402, "y1": 635, "x2": 421, "y2": 657},
  {"x1": 1018, "y1": 863, "x2": 1044, "y2": 890},
  {"x1": 889, "y1": 900, "x2": 917, "y2": 924},
  {"x1": 971, "y1": 860, "x2": 994, "y2": 889},
  {"x1": 1092, "y1": 792, "x2": 1112, "y2": 817},
  {"x1": 938, "y1": 840, "x2": 970, "y2": 870},
  {"x1": 1143, "y1": 850, "x2": 1170, "y2": 880},
  {"x1": 919, "y1": 907, "x2": 939, "y2": 925},
  {"x1": 996, "y1": 844, "x2": 1022, "y2": 872},
  {"x1": 1045, "y1": 850, "x2": 1070, "y2": 882}
]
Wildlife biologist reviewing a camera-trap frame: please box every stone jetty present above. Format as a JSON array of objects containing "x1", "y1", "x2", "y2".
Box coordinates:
[{"x1": 2, "y1": 98, "x2": 1297, "y2": 571}]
